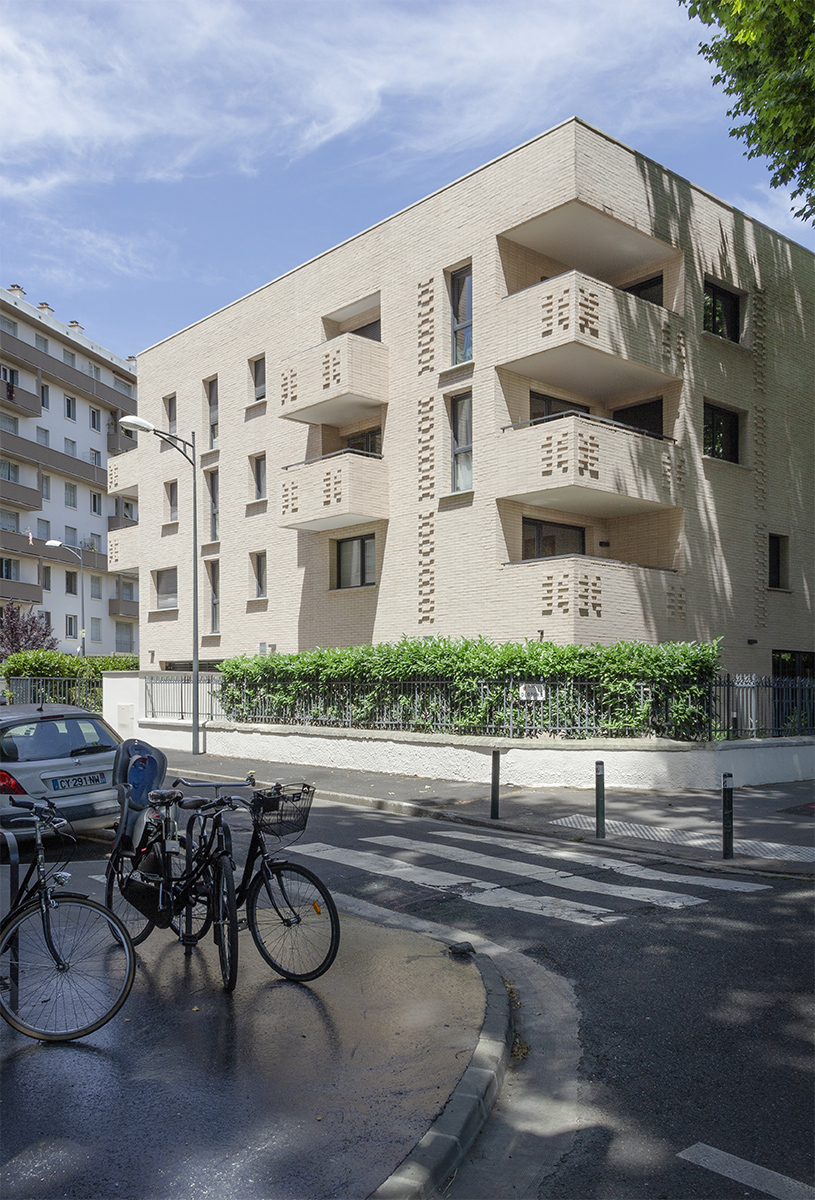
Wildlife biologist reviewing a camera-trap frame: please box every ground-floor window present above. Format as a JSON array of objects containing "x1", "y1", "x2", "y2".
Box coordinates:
[
  {"x1": 772, "y1": 650, "x2": 814, "y2": 678},
  {"x1": 522, "y1": 518, "x2": 585, "y2": 560},
  {"x1": 337, "y1": 534, "x2": 375, "y2": 588}
]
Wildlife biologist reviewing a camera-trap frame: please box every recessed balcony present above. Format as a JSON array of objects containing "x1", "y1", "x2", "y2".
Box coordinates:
[
  {"x1": 279, "y1": 450, "x2": 389, "y2": 531},
  {"x1": 109, "y1": 597, "x2": 139, "y2": 618},
  {"x1": 496, "y1": 413, "x2": 683, "y2": 516},
  {"x1": 496, "y1": 271, "x2": 684, "y2": 402},
  {"x1": 278, "y1": 333, "x2": 388, "y2": 426}
]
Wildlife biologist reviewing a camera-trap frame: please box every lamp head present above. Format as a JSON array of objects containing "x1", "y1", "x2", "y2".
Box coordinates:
[
  {"x1": 119, "y1": 416, "x2": 156, "y2": 433},
  {"x1": 45, "y1": 539, "x2": 62, "y2": 547}
]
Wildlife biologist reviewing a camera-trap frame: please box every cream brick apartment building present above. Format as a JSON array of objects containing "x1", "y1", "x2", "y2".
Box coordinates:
[
  {"x1": 1, "y1": 286, "x2": 140, "y2": 656},
  {"x1": 111, "y1": 118, "x2": 814, "y2": 677}
]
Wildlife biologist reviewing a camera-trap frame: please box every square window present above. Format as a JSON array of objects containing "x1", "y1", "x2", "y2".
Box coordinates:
[
  {"x1": 337, "y1": 534, "x2": 375, "y2": 588},
  {"x1": 63, "y1": 349, "x2": 76, "y2": 368},
  {"x1": 1, "y1": 315, "x2": 18, "y2": 336},
  {"x1": 1, "y1": 558, "x2": 20, "y2": 581},
  {"x1": 35, "y1": 334, "x2": 48, "y2": 353},
  {"x1": 1, "y1": 365, "x2": 19, "y2": 385},
  {"x1": 451, "y1": 265, "x2": 473, "y2": 364},
  {"x1": 64, "y1": 482, "x2": 77, "y2": 508},
  {"x1": 522, "y1": 518, "x2": 585, "y2": 560},
  {"x1": 90, "y1": 575, "x2": 102, "y2": 599},
  {"x1": 89, "y1": 448, "x2": 102, "y2": 466},
  {"x1": 769, "y1": 535, "x2": 789, "y2": 589},
  {"x1": 88, "y1": 532, "x2": 101, "y2": 552},
  {"x1": 0, "y1": 508, "x2": 19, "y2": 533},
  {"x1": 64, "y1": 525, "x2": 77, "y2": 546},
  {"x1": 90, "y1": 407, "x2": 101, "y2": 431},
  {"x1": 87, "y1": 363, "x2": 101, "y2": 381},
  {"x1": 1, "y1": 413, "x2": 19, "y2": 435},
  {"x1": 703, "y1": 403, "x2": 739, "y2": 463},
  {"x1": 91, "y1": 617, "x2": 102, "y2": 642},
  {"x1": 37, "y1": 518, "x2": 50, "y2": 540},
  {"x1": 65, "y1": 395, "x2": 76, "y2": 421},
  {"x1": 1, "y1": 459, "x2": 19, "y2": 483},
  {"x1": 704, "y1": 281, "x2": 740, "y2": 342},
  {"x1": 451, "y1": 393, "x2": 472, "y2": 492},
  {"x1": 66, "y1": 570, "x2": 78, "y2": 595},
  {"x1": 156, "y1": 567, "x2": 178, "y2": 610}
]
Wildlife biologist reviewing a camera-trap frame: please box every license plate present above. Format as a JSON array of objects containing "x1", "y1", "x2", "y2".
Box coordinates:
[{"x1": 51, "y1": 772, "x2": 106, "y2": 792}]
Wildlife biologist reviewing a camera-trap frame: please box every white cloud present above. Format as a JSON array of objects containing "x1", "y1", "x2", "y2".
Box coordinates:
[
  {"x1": 12, "y1": 214, "x2": 171, "y2": 290},
  {"x1": 728, "y1": 184, "x2": 814, "y2": 247},
  {"x1": 1, "y1": 0, "x2": 713, "y2": 197}
]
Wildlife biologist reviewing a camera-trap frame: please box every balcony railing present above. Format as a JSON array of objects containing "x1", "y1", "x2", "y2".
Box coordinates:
[
  {"x1": 109, "y1": 597, "x2": 139, "y2": 618},
  {"x1": 496, "y1": 271, "x2": 685, "y2": 402},
  {"x1": 496, "y1": 412, "x2": 683, "y2": 516},
  {"x1": 1, "y1": 431, "x2": 107, "y2": 487},
  {"x1": 279, "y1": 449, "x2": 389, "y2": 531},
  {"x1": 0, "y1": 478, "x2": 43, "y2": 511},
  {"x1": 1, "y1": 380, "x2": 41, "y2": 417},
  {"x1": 278, "y1": 332, "x2": 388, "y2": 426}
]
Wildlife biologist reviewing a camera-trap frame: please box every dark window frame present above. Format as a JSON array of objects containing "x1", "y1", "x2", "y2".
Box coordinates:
[
  {"x1": 703, "y1": 402, "x2": 740, "y2": 463},
  {"x1": 336, "y1": 533, "x2": 376, "y2": 589},
  {"x1": 345, "y1": 428, "x2": 382, "y2": 456},
  {"x1": 451, "y1": 265, "x2": 473, "y2": 364},
  {"x1": 623, "y1": 275, "x2": 663, "y2": 306},
  {"x1": 522, "y1": 517, "x2": 586, "y2": 561},
  {"x1": 704, "y1": 280, "x2": 740, "y2": 342},
  {"x1": 768, "y1": 534, "x2": 789, "y2": 590},
  {"x1": 611, "y1": 397, "x2": 664, "y2": 438},
  {"x1": 530, "y1": 392, "x2": 590, "y2": 423}
]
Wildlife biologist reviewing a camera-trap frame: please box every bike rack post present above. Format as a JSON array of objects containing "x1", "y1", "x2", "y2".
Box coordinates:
[
  {"x1": 722, "y1": 772, "x2": 734, "y2": 859},
  {"x1": 490, "y1": 750, "x2": 500, "y2": 820},
  {"x1": 595, "y1": 761, "x2": 605, "y2": 839},
  {"x1": 1, "y1": 830, "x2": 20, "y2": 1012}
]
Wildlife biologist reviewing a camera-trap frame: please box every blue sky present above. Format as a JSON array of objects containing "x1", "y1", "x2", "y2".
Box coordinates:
[{"x1": 2, "y1": 0, "x2": 812, "y2": 361}]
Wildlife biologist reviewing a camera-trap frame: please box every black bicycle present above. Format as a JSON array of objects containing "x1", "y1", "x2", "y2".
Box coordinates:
[
  {"x1": 0, "y1": 798, "x2": 135, "y2": 1041},
  {"x1": 105, "y1": 789, "x2": 239, "y2": 991},
  {"x1": 172, "y1": 777, "x2": 340, "y2": 982}
]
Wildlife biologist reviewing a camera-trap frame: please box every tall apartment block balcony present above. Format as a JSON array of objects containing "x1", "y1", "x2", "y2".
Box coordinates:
[
  {"x1": 0, "y1": 477, "x2": 42, "y2": 512},
  {"x1": 107, "y1": 447, "x2": 140, "y2": 500},
  {"x1": 496, "y1": 271, "x2": 685, "y2": 402},
  {"x1": 279, "y1": 450, "x2": 389, "y2": 531},
  {"x1": 496, "y1": 413, "x2": 683, "y2": 516},
  {"x1": 278, "y1": 333, "x2": 388, "y2": 426},
  {"x1": 2, "y1": 380, "x2": 41, "y2": 417},
  {"x1": 0, "y1": 329, "x2": 137, "y2": 414}
]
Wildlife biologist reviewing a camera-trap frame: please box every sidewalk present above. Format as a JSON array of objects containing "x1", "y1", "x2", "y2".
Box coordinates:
[{"x1": 166, "y1": 747, "x2": 815, "y2": 876}]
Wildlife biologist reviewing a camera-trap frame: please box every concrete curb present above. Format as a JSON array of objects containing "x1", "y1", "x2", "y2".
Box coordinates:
[{"x1": 369, "y1": 951, "x2": 514, "y2": 1200}]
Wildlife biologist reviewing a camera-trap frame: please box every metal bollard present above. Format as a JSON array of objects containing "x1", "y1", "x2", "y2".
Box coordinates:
[
  {"x1": 595, "y1": 760, "x2": 605, "y2": 839},
  {"x1": 490, "y1": 749, "x2": 501, "y2": 820},
  {"x1": 722, "y1": 772, "x2": 734, "y2": 859}
]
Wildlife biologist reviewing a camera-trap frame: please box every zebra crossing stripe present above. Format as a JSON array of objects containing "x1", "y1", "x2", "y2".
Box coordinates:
[
  {"x1": 293, "y1": 842, "x2": 626, "y2": 926},
  {"x1": 364, "y1": 836, "x2": 707, "y2": 909},
  {"x1": 429, "y1": 831, "x2": 774, "y2": 893}
]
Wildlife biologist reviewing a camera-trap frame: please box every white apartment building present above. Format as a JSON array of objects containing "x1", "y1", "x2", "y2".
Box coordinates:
[
  {"x1": 1, "y1": 286, "x2": 139, "y2": 656},
  {"x1": 111, "y1": 119, "x2": 813, "y2": 677}
]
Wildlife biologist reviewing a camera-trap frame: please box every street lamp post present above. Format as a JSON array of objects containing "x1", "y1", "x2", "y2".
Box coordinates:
[
  {"x1": 119, "y1": 416, "x2": 200, "y2": 755},
  {"x1": 46, "y1": 539, "x2": 86, "y2": 656}
]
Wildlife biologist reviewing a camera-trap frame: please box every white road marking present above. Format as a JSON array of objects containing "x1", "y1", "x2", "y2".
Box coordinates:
[
  {"x1": 430, "y1": 830, "x2": 774, "y2": 892},
  {"x1": 550, "y1": 814, "x2": 815, "y2": 861},
  {"x1": 88, "y1": 874, "x2": 107, "y2": 884},
  {"x1": 364, "y1": 835, "x2": 706, "y2": 909},
  {"x1": 677, "y1": 1142, "x2": 815, "y2": 1199},
  {"x1": 294, "y1": 842, "x2": 626, "y2": 925}
]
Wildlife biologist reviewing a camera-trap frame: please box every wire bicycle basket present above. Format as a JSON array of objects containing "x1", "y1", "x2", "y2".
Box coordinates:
[{"x1": 251, "y1": 784, "x2": 314, "y2": 841}]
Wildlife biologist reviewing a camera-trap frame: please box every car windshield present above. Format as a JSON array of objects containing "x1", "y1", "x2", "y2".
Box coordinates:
[{"x1": 0, "y1": 717, "x2": 118, "y2": 764}]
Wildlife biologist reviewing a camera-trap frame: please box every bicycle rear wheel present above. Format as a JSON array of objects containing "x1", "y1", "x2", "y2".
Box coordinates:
[
  {"x1": 169, "y1": 837, "x2": 213, "y2": 943},
  {"x1": 213, "y1": 855, "x2": 238, "y2": 992},
  {"x1": 246, "y1": 863, "x2": 340, "y2": 981},
  {"x1": 105, "y1": 858, "x2": 154, "y2": 946},
  {"x1": 0, "y1": 898, "x2": 135, "y2": 1041}
]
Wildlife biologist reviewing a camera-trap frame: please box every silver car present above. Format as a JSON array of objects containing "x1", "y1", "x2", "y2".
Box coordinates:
[{"x1": 0, "y1": 705, "x2": 122, "y2": 837}]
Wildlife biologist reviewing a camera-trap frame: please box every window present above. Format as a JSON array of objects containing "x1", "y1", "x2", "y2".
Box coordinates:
[
  {"x1": 1, "y1": 413, "x2": 19, "y2": 435},
  {"x1": 1, "y1": 365, "x2": 19, "y2": 385},
  {"x1": 1, "y1": 558, "x2": 20, "y2": 580},
  {"x1": 63, "y1": 349, "x2": 76, "y2": 368},
  {"x1": 337, "y1": 534, "x2": 375, "y2": 588},
  {"x1": 772, "y1": 650, "x2": 815, "y2": 679},
  {"x1": 208, "y1": 469, "x2": 219, "y2": 540},
  {"x1": 91, "y1": 617, "x2": 102, "y2": 642},
  {"x1": 209, "y1": 561, "x2": 220, "y2": 633},
  {"x1": 156, "y1": 568, "x2": 178, "y2": 610},
  {"x1": 0, "y1": 315, "x2": 18, "y2": 335},
  {"x1": 35, "y1": 334, "x2": 48, "y2": 353},
  {"x1": 252, "y1": 456, "x2": 266, "y2": 500},
  {"x1": 42, "y1": 566, "x2": 51, "y2": 591},
  {"x1": 769, "y1": 535, "x2": 789, "y2": 589},
  {"x1": 65, "y1": 570, "x2": 78, "y2": 595},
  {"x1": 41, "y1": 383, "x2": 50, "y2": 409},
  {"x1": 37, "y1": 518, "x2": 50, "y2": 540},
  {"x1": 623, "y1": 276, "x2": 663, "y2": 306},
  {"x1": 346, "y1": 428, "x2": 382, "y2": 456},
  {"x1": 113, "y1": 376, "x2": 133, "y2": 396},
  {"x1": 90, "y1": 407, "x2": 101, "y2": 431},
  {"x1": 0, "y1": 509, "x2": 19, "y2": 533},
  {"x1": 253, "y1": 551, "x2": 267, "y2": 598},
  {"x1": 41, "y1": 474, "x2": 50, "y2": 500},
  {"x1": 90, "y1": 491, "x2": 102, "y2": 515},
  {"x1": 64, "y1": 438, "x2": 76, "y2": 457},
  {"x1": 253, "y1": 357, "x2": 266, "y2": 400},
  {"x1": 87, "y1": 362, "x2": 101, "y2": 381},
  {"x1": 0, "y1": 459, "x2": 19, "y2": 482},
  {"x1": 36, "y1": 426, "x2": 49, "y2": 446},
  {"x1": 451, "y1": 266, "x2": 473, "y2": 364},
  {"x1": 451, "y1": 392, "x2": 473, "y2": 492},
  {"x1": 64, "y1": 525, "x2": 77, "y2": 546},
  {"x1": 207, "y1": 378, "x2": 219, "y2": 449},
  {"x1": 530, "y1": 392, "x2": 589, "y2": 423},
  {"x1": 41, "y1": 611, "x2": 51, "y2": 628},
  {"x1": 64, "y1": 482, "x2": 77, "y2": 508},
  {"x1": 121, "y1": 580, "x2": 134, "y2": 601},
  {"x1": 165, "y1": 480, "x2": 178, "y2": 522},
  {"x1": 66, "y1": 614, "x2": 77, "y2": 638},
  {"x1": 165, "y1": 394, "x2": 177, "y2": 435},
  {"x1": 703, "y1": 281, "x2": 740, "y2": 342},
  {"x1": 88, "y1": 532, "x2": 101, "y2": 552},
  {"x1": 704, "y1": 402, "x2": 739, "y2": 463},
  {"x1": 522, "y1": 518, "x2": 585, "y2": 560},
  {"x1": 612, "y1": 398, "x2": 663, "y2": 438},
  {"x1": 64, "y1": 396, "x2": 76, "y2": 421},
  {"x1": 123, "y1": 500, "x2": 136, "y2": 521},
  {"x1": 89, "y1": 448, "x2": 102, "y2": 467},
  {"x1": 350, "y1": 320, "x2": 381, "y2": 342},
  {"x1": 115, "y1": 622, "x2": 134, "y2": 653},
  {"x1": 90, "y1": 575, "x2": 102, "y2": 599}
]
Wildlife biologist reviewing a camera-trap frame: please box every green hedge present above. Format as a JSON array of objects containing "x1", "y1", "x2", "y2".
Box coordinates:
[{"x1": 2, "y1": 650, "x2": 139, "y2": 679}]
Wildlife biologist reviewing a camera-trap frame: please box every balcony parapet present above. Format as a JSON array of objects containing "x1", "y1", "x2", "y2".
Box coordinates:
[
  {"x1": 0, "y1": 478, "x2": 43, "y2": 511},
  {"x1": 278, "y1": 332, "x2": 388, "y2": 426},
  {"x1": 0, "y1": 330, "x2": 137, "y2": 413},
  {"x1": 497, "y1": 271, "x2": 686, "y2": 402},
  {"x1": 108, "y1": 450, "x2": 140, "y2": 497},
  {"x1": 496, "y1": 413, "x2": 684, "y2": 516},
  {"x1": 0, "y1": 530, "x2": 107, "y2": 571},
  {"x1": 108, "y1": 430, "x2": 138, "y2": 456},
  {"x1": 0, "y1": 579, "x2": 43, "y2": 603},
  {"x1": 1, "y1": 431, "x2": 107, "y2": 487},
  {"x1": 108, "y1": 523, "x2": 140, "y2": 574},
  {"x1": 109, "y1": 597, "x2": 139, "y2": 618},
  {"x1": 1, "y1": 380, "x2": 41, "y2": 417},
  {"x1": 279, "y1": 449, "x2": 389, "y2": 531}
]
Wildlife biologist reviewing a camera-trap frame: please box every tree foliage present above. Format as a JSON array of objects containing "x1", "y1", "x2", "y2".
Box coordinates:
[
  {"x1": 0, "y1": 604, "x2": 59, "y2": 659},
  {"x1": 1, "y1": 649, "x2": 139, "y2": 678},
  {"x1": 680, "y1": 0, "x2": 815, "y2": 221}
]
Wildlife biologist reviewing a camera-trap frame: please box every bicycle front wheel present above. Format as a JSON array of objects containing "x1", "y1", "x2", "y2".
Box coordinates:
[
  {"x1": 105, "y1": 858, "x2": 155, "y2": 946},
  {"x1": 213, "y1": 855, "x2": 238, "y2": 992},
  {"x1": 247, "y1": 863, "x2": 340, "y2": 981},
  {"x1": 0, "y1": 898, "x2": 136, "y2": 1041}
]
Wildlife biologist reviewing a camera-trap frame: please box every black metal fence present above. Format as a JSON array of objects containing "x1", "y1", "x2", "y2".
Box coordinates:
[
  {"x1": 709, "y1": 674, "x2": 815, "y2": 739},
  {"x1": 4, "y1": 676, "x2": 104, "y2": 712}
]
